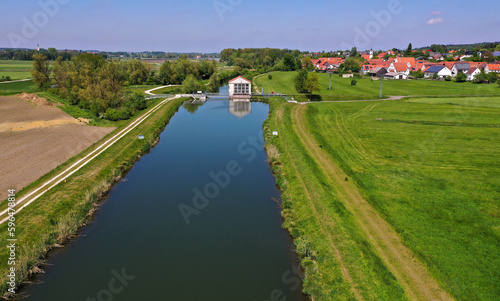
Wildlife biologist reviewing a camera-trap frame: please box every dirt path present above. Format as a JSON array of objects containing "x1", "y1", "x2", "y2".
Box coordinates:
[
  {"x1": 273, "y1": 103, "x2": 363, "y2": 300},
  {"x1": 290, "y1": 104, "x2": 454, "y2": 301}
]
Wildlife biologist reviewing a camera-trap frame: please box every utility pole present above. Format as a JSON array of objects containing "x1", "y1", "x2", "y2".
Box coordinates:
[{"x1": 379, "y1": 75, "x2": 384, "y2": 98}]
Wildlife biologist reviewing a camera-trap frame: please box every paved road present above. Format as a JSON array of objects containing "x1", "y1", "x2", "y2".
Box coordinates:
[{"x1": 0, "y1": 95, "x2": 180, "y2": 225}]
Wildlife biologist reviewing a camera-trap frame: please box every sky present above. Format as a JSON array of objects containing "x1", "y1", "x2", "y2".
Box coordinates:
[{"x1": 1, "y1": 0, "x2": 499, "y2": 53}]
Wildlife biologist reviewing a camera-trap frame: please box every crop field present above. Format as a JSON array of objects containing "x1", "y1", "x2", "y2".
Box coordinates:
[
  {"x1": 255, "y1": 71, "x2": 500, "y2": 99},
  {"x1": 265, "y1": 97, "x2": 499, "y2": 300},
  {"x1": 0, "y1": 60, "x2": 33, "y2": 80}
]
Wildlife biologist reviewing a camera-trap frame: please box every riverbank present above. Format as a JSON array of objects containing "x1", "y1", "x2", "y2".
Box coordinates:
[{"x1": 0, "y1": 97, "x2": 186, "y2": 297}]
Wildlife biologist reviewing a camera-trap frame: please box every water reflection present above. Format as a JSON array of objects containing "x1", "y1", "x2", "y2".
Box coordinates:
[
  {"x1": 183, "y1": 101, "x2": 204, "y2": 114},
  {"x1": 228, "y1": 100, "x2": 251, "y2": 118}
]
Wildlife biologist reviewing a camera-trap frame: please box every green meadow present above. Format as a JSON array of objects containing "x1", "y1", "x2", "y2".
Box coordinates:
[
  {"x1": 0, "y1": 60, "x2": 33, "y2": 80},
  {"x1": 255, "y1": 71, "x2": 500, "y2": 100},
  {"x1": 264, "y1": 95, "x2": 499, "y2": 300}
]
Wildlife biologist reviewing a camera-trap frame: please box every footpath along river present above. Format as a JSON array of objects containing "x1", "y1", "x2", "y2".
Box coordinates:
[{"x1": 21, "y1": 89, "x2": 309, "y2": 301}]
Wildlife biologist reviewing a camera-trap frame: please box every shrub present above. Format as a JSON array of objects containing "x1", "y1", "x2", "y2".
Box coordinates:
[
  {"x1": 351, "y1": 79, "x2": 357, "y2": 86},
  {"x1": 455, "y1": 72, "x2": 467, "y2": 82},
  {"x1": 104, "y1": 108, "x2": 132, "y2": 121},
  {"x1": 268, "y1": 74, "x2": 273, "y2": 80},
  {"x1": 445, "y1": 76, "x2": 452, "y2": 81}
]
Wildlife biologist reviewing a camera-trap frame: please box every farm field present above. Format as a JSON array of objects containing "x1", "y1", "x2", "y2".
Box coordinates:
[
  {"x1": 0, "y1": 95, "x2": 114, "y2": 195},
  {"x1": 265, "y1": 97, "x2": 499, "y2": 300},
  {"x1": 255, "y1": 71, "x2": 500, "y2": 99},
  {"x1": 0, "y1": 60, "x2": 33, "y2": 80}
]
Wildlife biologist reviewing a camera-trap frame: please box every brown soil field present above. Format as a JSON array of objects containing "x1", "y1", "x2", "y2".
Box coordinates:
[{"x1": 0, "y1": 95, "x2": 114, "y2": 197}]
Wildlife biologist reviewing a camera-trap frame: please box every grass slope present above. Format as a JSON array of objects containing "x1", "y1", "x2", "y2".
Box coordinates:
[
  {"x1": 303, "y1": 99, "x2": 500, "y2": 300},
  {"x1": 264, "y1": 99, "x2": 408, "y2": 300}
]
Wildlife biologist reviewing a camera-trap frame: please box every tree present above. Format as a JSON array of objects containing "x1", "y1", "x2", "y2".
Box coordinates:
[
  {"x1": 31, "y1": 54, "x2": 51, "y2": 88},
  {"x1": 294, "y1": 69, "x2": 308, "y2": 93},
  {"x1": 455, "y1": 72, "x2": 467, "y2": 82},
  {"x1": 340, "y1": 58, "x2": 362, "y2": 73},
  {"x1": 496, "y1": 44, "x2": 500, "y2": 51},
  {"x1": 182, "y1": 74, "x2": 203, "y2": 93},
  {"x1": 207, "y1": 73, "x2": 219, "y2": 92},
  {"x1": 302, "y1": 56, "x2": 313, "y2": 70},
  {"x1": 473, "y1": 70, "x2": 488, "y2": 83},
  {"x1": 305, "y1": 71, "x2": 321, "y2": 94},
  {"x1": 405, "y1": 43, "x2": 413, "y2": 55},
  {"x1": 159, "y1": 61, "x2": 175, "y2": 84},
  {"x1": 283, "y1": 53, "x2": 296, "y2": 71},
  {"x1": 488, "y1": 72, "x2": 498, "y2": 83},
  {"x1": 350, "y1": 47, "x2": 358, "y2": 57}
]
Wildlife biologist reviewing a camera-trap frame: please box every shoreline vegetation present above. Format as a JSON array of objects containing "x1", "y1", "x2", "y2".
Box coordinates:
[{"x1": 0, "y1": 96, "x2": 186, "y2": 297}]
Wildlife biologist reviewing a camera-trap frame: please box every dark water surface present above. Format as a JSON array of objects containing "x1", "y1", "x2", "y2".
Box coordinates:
[{"x1": 22, "y1": 92, "x2": 308, "y2": 301}]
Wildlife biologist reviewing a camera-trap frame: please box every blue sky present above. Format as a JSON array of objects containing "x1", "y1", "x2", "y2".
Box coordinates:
[{"x1": 1, "y1": 0, "x2": 499, "y2": 52}]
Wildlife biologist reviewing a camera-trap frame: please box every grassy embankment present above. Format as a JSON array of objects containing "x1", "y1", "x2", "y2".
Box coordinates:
[
  {"x1": 0, "y1": 92, "x2": 186, "y2": 296},
  {"x1": 0, "y1": 60, "x2": 33, "y2": 81},
  {"x1": 264, "y1": 96, "x2": 499, "y2": 300},
  {"x1": 255, "y1": 71, "x2": 500, "y2": 101}
]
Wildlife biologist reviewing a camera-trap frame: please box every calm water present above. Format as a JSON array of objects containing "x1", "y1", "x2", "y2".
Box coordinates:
[{"x1": 22, "y1": 90, "x2": 308, "y2": 301}]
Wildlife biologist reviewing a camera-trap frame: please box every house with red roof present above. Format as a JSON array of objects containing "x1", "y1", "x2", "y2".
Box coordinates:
[
  {"x1": 395, "y1": 57, "x2": 416, "y2": 67},
  {"x1": 485, "y1": 64, "x2": 500, "y2": 73},
  {"x1": 388, "y1": 62, "x2": 410, "y2": 76},
  {"x1": 466, "y1": 67, "x2": 481, "y2": 81}
]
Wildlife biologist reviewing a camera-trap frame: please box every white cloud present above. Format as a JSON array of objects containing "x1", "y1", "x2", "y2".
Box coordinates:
[
  {"x1": 431, "y1": 11, "x2": 442, "y2": 15},
  {"x1": 427, "y1": 18, "x2": 444, "y2": 25}
]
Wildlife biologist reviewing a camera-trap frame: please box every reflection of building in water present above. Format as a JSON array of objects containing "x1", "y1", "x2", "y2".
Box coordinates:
[
  {"x1": 228, "y1": 100, "x2": 252, "y2": 118},
  {"x1": 228, "y1": 76, "x2": 252, "y2": 99}
]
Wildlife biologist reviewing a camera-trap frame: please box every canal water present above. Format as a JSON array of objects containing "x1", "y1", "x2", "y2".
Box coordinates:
[{"x1": 22, "y1": 90, "x2": 308, "y2": 301}]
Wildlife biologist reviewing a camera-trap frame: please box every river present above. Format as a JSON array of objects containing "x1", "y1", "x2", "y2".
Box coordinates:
[{"x1": 21, "y1": 89, "x2": 308, "y2": 301}]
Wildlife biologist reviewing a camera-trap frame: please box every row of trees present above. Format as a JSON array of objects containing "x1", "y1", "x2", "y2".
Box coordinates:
[
  {"x1": 0, "y1": 48, "x2": 80, "y2": 61},
  {"x1": 32, "y1": 54, "x2": 151, "y2": 119},
  {"x1": 220, "y1": 48, "x2": 302, "y2": 70},
  {"x1": 158, "y1": 56, "x2": 217, "y2": 85}
]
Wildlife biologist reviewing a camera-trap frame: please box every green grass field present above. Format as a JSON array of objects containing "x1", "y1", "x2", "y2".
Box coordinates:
[
  {"x1": 0, "y1": 80, "x2": 38, "y2": 96},
  {"x1": 279, "y1": 98, "x2": 499, "y2": 300},
  {"x1": 406, "y1": 96, "x2": 500, "y2": 108},
  {"x1": 255, "y1": 71, "x2": 500, "y2": 100},
  {"x1": 0, "y1": 60, "x2": 33, "y2": 81}
]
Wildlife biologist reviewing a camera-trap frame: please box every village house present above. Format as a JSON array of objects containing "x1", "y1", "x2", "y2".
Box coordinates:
[
  {"x1": 387, "y1": 62, "x2": 410, "y2": 77},
  {"x1": 485, "y1": 64, "x2": 500, "y2": 73},
  {"x1": 466, "y1": 67, "x2": 481, "y2": 81},
  {"x1": 424, "y1": 66, "x2": 452, "y2": 79},
  {"x1": 451, "y1": 62, "x2": 471, "y2": 77}
]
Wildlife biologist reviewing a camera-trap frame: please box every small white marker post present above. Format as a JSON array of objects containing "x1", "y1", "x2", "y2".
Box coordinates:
[{"x1": 272, "y1": 131, "x2": 278, "y2": 136}]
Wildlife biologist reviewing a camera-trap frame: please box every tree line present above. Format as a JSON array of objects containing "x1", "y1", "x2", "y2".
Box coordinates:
[
  {"x1": 32, "y1": 53, "x2": 152, "y2": 120},
  {"x1": 0, "y1": 48, "x2": 80, "y2": 61}
]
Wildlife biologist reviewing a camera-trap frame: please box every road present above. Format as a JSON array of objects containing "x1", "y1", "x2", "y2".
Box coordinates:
[{"x1": 0, "y1": 95, "x2": 180, "y2": 225}]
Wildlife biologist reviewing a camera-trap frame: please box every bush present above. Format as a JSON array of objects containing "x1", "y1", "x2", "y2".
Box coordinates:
[
  {"x1": 104, "y1": 108, "x2": 132, "y2": 121},
  {"x1": 351, "y1": 79, "x2": 357, "y2": 86},
  {"x1": 445, "y1": 76, "x2": 452, "y2": 81},
  {"x1": 455, "y1": 72, "x2": 467, "y2": 82},
  {"x1": 268, "y1": 74, "x2": 273, "y2": 80}
]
